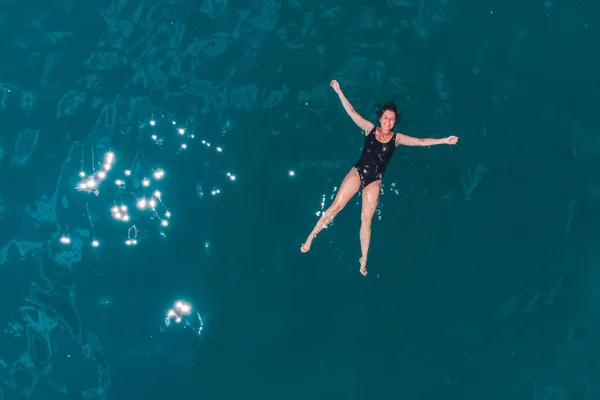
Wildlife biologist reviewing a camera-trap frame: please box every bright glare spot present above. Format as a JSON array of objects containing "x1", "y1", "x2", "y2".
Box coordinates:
[
  {"x1": 289, "y1": 170, "x2": 295, "y2": 176},
  {"x1": 86, "y1": 179, "x2": 97, "y2": 189},
  {"x1": 161, "y1": 220, "x2": 168, "y2": 227},
  {"x1": 91, "y1": 239, "x2": 99, "y2": 248},
  {"x1": 79, "y1": 171, "x2": 85, "y2": 178},
  {"x1": 150, "y1": 120, "x2": 156, "y2": 126},
  {"x1": 216, "y1": 147, "x2": 222, "y2": 152},
  {"x1": 148, "y1": 198, "x2": 157, "y2": 209},
  {"x1": 227, "y1": 172, "x2": 236, "y2": 181},
  {"x1": 122, "y1": 214, "x2": 130, "y2": 222},
  {"x1": 142, "y1": 178, "x2": 150, "y2": 187},
  {"x1": 120, "y1": 205, "x2": 127, "y2": 211},
  {"x1": 176, "y1": 301, "x2": 192, "y2": 314},
  {"x1": 115, "y1": 179, "x2": 125, "y2": 186},
  {"x1": 104, "y1": 152, "x2": 115, "y2": 164},
  {"x1": 136, "y1": 198, "x2": 147, "y2": 210},
  {"x1": 153, "y1": 190, "x2": 161, "y2": 198},
  {"x1": 103, "y1": 163, "x2": 111, "y2": 171},
  {"x1": 59, "y1": 235, "x2": 71, "y2": 245},
  {"x1": 124, "y1": 170, "x2": 131, "y2": 176},
  {"x1": 180, "y1": 144, "x2": 187, "y2": 150},
  {"x1": 165, "y1": 211, "x2": 171, "y2": 218},
  {"x1": 111, "y1": 206, "x2": 119, "y2": 214},
  {"x1": 151, "y1": 134, "x2": 157, "y2": 140},
  {"x1": 152, "y1": 169, "x2": 165, "y2": 180},
  {"x1": 178, "y1": 128, "x2": 185, "y2": 135}
]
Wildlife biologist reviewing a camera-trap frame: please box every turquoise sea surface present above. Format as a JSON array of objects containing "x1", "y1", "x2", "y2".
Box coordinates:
[{"x1": 0, "y1": 0, "x2": 598, "y2": 399}]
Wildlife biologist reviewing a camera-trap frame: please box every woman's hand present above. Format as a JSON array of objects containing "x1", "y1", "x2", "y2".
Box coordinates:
[
  {"x1": 445, "y1": 135, "x2": 459, "y2": 145},
  {"x1": 330, "y1": 79, "x2": 341, "y2": 93}
]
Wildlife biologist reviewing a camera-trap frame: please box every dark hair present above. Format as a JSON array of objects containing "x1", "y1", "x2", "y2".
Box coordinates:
[{"x1": 375, "y1": 102, "x2": 401, "y2": 121}]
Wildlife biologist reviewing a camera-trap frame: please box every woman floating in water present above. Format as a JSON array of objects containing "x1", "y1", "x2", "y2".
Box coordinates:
[{"x1": 301, "y1": 80, "x2": 459, "y2": 276}]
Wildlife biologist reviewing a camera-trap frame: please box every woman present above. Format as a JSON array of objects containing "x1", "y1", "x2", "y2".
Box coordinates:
[{"x1": 300, "y1": 80, "x2": 458, "y2": 276}]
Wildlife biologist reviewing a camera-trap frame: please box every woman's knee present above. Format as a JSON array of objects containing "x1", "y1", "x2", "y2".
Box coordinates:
[
  {"x1": 361, "y1": 210, "x2": 375, "y2": 226},
  {"x1": 327, "y1": 203, "x2": 342, "y2": 216}
]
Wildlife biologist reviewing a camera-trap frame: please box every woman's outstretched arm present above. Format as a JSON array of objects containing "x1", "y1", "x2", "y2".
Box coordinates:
[
  {"x1": 395, "y1": 133, "x2": 459, "y2": 147},
  {"x1": 330, "y1": 80, "x2": 374, "y2": 134}
]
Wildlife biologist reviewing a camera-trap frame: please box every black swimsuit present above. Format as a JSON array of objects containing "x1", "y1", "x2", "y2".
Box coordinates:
[{"x1": 354, "y1": 127, "x2": 397, "y2": 188}]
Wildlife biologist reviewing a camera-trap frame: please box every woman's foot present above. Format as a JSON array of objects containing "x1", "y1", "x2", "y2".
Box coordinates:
[
  {"x1": 300, "y1": 237, "x2": 313, "y2": 253},
  {"x1": 359, "y1": 257, "x2": 368, "y2": 276}
]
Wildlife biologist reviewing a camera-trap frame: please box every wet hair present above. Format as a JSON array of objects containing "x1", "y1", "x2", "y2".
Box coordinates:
[{"x1": 375, "y1": 102, "x2": 401, "y2": 121}]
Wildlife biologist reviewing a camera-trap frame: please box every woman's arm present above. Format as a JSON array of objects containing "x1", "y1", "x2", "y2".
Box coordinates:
[
  {"x1": 330, "y1": 80, "x2": 374, "y2": 134},
  {"x1": 395, "y1": 133, "x2": 459, "y2": 147}
]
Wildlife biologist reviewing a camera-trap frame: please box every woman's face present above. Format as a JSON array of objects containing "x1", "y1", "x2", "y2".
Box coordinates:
[{"x1": 379, "y1": 110, "x2": 397, "y2": 132}]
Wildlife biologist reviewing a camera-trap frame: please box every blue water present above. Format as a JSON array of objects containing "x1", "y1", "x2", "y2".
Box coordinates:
[{"x1": 1, "y1": 0, "x2": 598, "y2": 399}]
